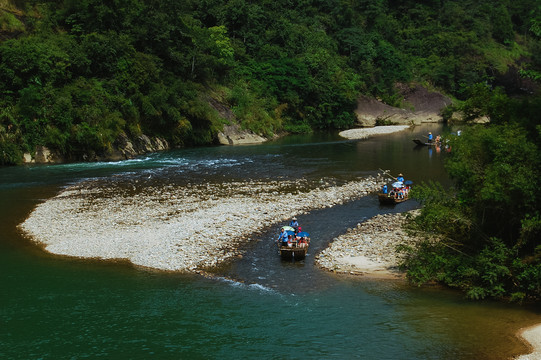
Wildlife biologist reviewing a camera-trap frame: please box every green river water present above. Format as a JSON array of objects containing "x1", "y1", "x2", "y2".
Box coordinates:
[{"x1": 1, "y1": 124, "x2": 540, "y2": 359}]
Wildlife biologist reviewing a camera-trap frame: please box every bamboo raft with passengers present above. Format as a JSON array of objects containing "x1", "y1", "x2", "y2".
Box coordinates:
[
  {"x1": 377, "y1": 172, "x2": 413, "y2": 205},
  {"x1": 413, "y1": 132, "x2": 442, "y2": 147},
  {"x1": 276, "y1": 219, "x2": 310, "y2": 260}
]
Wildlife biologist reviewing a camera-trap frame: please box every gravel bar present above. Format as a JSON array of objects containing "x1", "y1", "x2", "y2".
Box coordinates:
[
  {"x1": 339, "y1": 125, "x2": 411, "y2": 140},
  {"x1": 315, "y1": 211, "x2": 420, "y2": 278},
  {"x1": 20, "y1": 176, "x2": 388, "y2": 272}
]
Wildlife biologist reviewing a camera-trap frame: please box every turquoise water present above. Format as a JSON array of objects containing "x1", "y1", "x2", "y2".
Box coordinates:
[{"x1": 1, "y1": 125, "x2": 539, "y2": 359}]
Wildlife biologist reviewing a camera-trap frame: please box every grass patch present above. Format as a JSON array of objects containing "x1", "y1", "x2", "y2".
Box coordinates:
[
  {"x1": 481, "y1": 39, "x2": 527, "y2": 74},
  {"x1": 0, "y1": 10, "x2": 24, "y2": 32}
]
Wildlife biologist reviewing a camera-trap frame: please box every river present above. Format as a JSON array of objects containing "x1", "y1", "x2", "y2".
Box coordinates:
[{"x1": 1, "y1": 124, "x2": 539, "y2": 359}]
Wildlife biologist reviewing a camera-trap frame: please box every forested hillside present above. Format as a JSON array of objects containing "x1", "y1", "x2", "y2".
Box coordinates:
[{"x1": 0, "y1": 0, "x2": 540, "y2": 164}]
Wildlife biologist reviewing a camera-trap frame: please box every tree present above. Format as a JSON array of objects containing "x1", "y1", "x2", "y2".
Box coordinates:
[
  {"x1": 402, "y1": 119, "x2": 541, "y2": 301},
  {"x1": 491, "y1": 4, "x2": 515, "y2": 44}
]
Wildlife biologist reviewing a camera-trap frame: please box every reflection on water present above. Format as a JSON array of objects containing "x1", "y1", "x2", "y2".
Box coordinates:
[{"x1": 1, "y1": 124, "x2": 539, "y2": 359}]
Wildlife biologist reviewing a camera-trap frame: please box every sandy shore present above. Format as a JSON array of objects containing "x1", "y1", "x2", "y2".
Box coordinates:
[
  {"x1": 338, "y1": 125, "x2": 411, "y2": 140},
  {"x1": 20, "y1": 176, "x2": 388, "y2": 272},
  {"x1": 315, "y1": 211, "x2": 419, "y2": 278},
  {"x1": 516, "y1": 325, "x2": 541, "y2": 359}
]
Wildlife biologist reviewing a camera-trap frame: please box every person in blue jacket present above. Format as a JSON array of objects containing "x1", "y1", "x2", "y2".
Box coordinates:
[
  {"x1": 382, "y1": 184, "x2": 388, "y2": 194},
  {"x1": 289, "y1": 217, "x2": 299, "y2": 230},
  {"x1": 428, "y1": 132, "x2": 433, "y2": 143},
  {"x1": 397, "y1": 173, "x2": 405, "y2": 182},
  {"x1": 277, "y1": 228, "x2": 288, "y2": 245}
]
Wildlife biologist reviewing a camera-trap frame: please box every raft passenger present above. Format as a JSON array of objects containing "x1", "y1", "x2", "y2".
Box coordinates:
[
  {"x1": 287, "y1": 235, "x2": 294, "y2": 247},
  {"x1": 289, "y1": 217, "x2": 299, "y2": 232},
  {"x1": 278, "y1": 228, "x2": 288, "y2": 246}
]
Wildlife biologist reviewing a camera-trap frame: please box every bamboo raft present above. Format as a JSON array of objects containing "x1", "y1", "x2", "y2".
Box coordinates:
[
  {"x1": 413, "y1": 139, "x2": 438, "y2": 146},
  {"x1": 279, "y1": 244, "x2": 309, "y2": 260},
  {"x1": 277, "y1": 226, "x2": 310, "y2": 260},
  {"x1": 378, "y1": 192, "x2": 409, "y2": 205}
]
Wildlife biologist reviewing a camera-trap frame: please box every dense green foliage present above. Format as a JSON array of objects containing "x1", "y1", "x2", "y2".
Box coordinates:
[
  {"x1": 401, "y1": 90, "x2": 541, "y2": 301},
  {"x1": 0, "y1": 0, "x2": 540, "y2": 164}
]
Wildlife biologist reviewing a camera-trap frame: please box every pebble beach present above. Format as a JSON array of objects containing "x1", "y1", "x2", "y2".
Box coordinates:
[
  {"x1": 19, "y1": 176, "x2": 388, "y2": 272},
  {"x1": 339, "y1": 125, "x2": 411, "y2": 140},
  {"x1": 315, "y1": 211, "x2": 420, "y2": 278},
  {"x1": 20, "y1": 124, "x2": 413, "y2": 272}
]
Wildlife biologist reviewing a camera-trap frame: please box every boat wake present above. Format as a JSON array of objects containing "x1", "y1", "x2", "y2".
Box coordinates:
[{"x1": 215, "y1": 276, "x2": 279, "y2": 294}]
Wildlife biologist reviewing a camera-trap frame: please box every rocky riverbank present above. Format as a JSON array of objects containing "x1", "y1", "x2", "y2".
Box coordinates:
[
  {"x1": 19, "y1": 175, "x2": 389, "y2": 272},
  {"x1": 22, "y1": 133, "x2": 169, "y2": 164},
  {"x1": 315, "y1": 211, "x2": 421, "y2": 279},
  {"x1": 353, "y1": 84, "x2": 452, "y2": 127}
]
